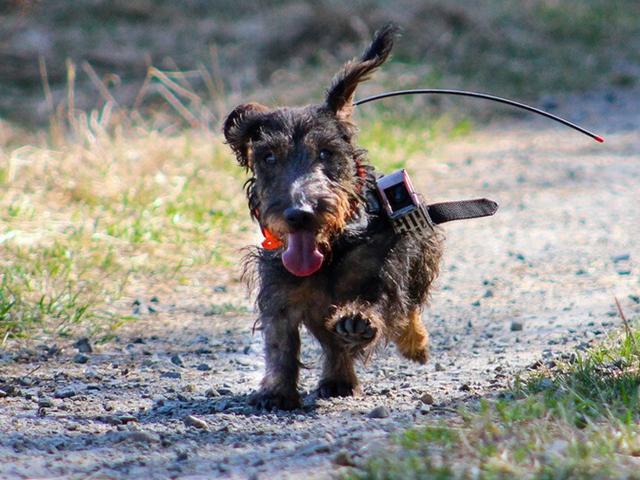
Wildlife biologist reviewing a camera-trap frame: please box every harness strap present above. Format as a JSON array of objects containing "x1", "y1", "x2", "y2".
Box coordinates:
[{"x1": 427, "y1": 198, "x2": 498, "y2": 224}]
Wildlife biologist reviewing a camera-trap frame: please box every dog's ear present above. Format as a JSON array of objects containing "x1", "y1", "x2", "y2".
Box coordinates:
[
  {"x1": 223, "y1": 102, "x2": 269, "y2": 168},
  {"x1": 325, "y1": 24, "x2": 398, "y2": 123}
]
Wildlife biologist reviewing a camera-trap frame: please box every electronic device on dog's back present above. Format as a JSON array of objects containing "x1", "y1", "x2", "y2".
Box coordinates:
[{"x1": 376, "y1": 169, "x2": 434, "y2": 235}]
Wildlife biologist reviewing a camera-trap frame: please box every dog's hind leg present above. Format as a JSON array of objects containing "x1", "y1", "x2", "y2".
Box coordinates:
[{"x1": 394, "y1": 308, "x2": 429, "y2": 364}]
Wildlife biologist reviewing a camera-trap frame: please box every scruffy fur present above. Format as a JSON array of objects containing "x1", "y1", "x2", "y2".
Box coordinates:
[{"x1": 223, "y1": 25, "x2": 444, "y2": 410}]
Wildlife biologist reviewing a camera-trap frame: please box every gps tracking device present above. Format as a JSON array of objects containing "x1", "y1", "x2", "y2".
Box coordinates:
[{"x1": 376, "y1": 169, "x2": 434, "y2": 235}]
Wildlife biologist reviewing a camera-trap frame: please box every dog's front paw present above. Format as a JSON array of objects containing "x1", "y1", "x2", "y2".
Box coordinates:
[
  {"x1": 334, "y1": 313, "x2": 377, "y2": 345},
  {"x1": 249, "y1": 389, "x2": 301, "y2": 411},
  {"x1": 317, "y1": 379, "x2": 358, "y2": 399}
]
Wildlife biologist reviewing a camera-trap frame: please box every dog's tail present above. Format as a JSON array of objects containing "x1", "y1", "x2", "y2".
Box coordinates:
[{"x1": 325, "y1": 23, "x2": 399, "y2": 121}]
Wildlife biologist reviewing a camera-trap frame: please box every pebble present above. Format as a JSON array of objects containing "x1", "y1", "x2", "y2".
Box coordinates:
[
  {"x1": 170, "y1": 355, "x2": 184, "y2": 367},
  {"x1": 184, "y1": 415, "x2": 209, "y2": 429},
  {"x1": 434, "y1": 363, "x2": 445, "y2": 372},
  {"x1": 420, "y1": 393, "x2": 434, "y2": 405},
  {"x1": 510, "y1": 321, "x2": 523, "y2": 332},
  {"x1": 54, "y1": 388, "x2": 76, "y2": 399},
  {"x1": 612, "y1": 253, "x2": 630, "y2": 263},
  {"x1": 73, "y1": 354, "x2": 90, "y2": 364},
  {"x1": 334, "y1": 450, "x2": 355, "y2": 467},
  {"x1": 0, "y1": 389, "x2": 6, "y2": 398},
  {"x1": 460, "y1": 384, "x2": 471, "y2": 392},
  {"x1": 196, "y1": 363, "x2": 211, "y2": 371},
  {"x1": 38, "y1": 397, "x2": 53, "y2": 408},
  {"x1": 368, "y1": 406, "x2": 390, "y2": 419},
  {"x1": 119, "y1": 415, "x2": 138, "y2": 424},
  {"x1": 205, "y1": 388, "x2": 220, "y2": 398},
  {"x1": 74, "y1": 338, "x2": 93, "y2": 353},
  {"x1": 161, "y1": 371, "x2": 182, "y2": 379},
  {"x1": 117, "y1": 431, "x2": 160, "y2": 443}
]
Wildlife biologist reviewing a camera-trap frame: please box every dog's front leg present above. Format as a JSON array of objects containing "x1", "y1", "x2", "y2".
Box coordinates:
[{"x1": 249, "y1": 313, "x2": 302, "y2": 411}]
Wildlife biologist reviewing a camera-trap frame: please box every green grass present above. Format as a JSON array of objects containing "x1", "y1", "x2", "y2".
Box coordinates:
[
  {"x1": 0, "y1": 120, "x2": 251, "y2": 341},
  {"x1": 347, "y1": 317, "x2": 640, "y2": 479},
  {"x1": 358, "y1": 114, "x2": 473, "y2": 174}
]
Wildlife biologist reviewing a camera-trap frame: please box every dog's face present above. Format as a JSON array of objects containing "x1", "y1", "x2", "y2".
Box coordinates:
[{"x1": 223, "y1": 25, "x2": 397, "y2": 277}]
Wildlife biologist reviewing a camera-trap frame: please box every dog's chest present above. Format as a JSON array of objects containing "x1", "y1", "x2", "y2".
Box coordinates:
[{"x1": 327, "y1": 231, "x2": 394, "y2": 302}]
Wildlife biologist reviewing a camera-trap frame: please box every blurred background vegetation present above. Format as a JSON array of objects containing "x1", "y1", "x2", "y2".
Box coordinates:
[{"x1": 1, "y1": 0, "x2": 639, "y2": 127}]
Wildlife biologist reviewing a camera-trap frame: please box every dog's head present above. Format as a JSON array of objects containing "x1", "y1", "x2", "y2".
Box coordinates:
[{"x1": 223, "y1": 25, "x2": 398, "y2": 277}]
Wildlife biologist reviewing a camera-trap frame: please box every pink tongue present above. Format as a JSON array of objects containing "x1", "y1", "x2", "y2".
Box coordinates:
[{"x1": 282, "y1": 231, "x2": 324, "y2": 277}]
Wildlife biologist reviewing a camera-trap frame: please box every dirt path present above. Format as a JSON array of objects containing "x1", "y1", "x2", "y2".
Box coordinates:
[{"x1": 1, "y1": 89, "x2": 638, "y2": 479}]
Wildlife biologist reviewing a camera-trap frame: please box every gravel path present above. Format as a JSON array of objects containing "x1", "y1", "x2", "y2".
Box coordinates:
[{"x1": 1, "y1": 89, "x2": 638, "y2": 479}]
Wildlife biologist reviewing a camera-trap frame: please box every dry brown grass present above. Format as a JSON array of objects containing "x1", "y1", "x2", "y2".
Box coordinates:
[{"x1": 0, "y1": 107, "x2": 252, "y2": 341}]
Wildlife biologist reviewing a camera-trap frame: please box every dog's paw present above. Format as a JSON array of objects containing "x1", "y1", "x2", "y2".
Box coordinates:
[
  {"x1": 334, "y1": 313, "x2": 376, "y2": 345},
  {"x1": 248, "y1": 389, "x2": 301, "y2": 411},
  {"x1": 317, "y1": 380, "x2": 358, "y2": 399}
]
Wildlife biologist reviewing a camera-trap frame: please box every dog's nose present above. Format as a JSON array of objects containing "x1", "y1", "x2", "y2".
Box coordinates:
[{"x1": 284, "y1": 207, "x2": 314, "y2": 230}]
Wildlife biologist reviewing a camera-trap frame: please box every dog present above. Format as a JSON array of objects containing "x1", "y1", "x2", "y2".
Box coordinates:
[{"x1": 223, "y1": 25, "x2": 443, "y2": 410}]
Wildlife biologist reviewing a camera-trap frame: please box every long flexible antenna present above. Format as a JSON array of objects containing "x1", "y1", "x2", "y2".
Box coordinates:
[{"x1": 353, "y1": 88, "x2": 604, "y2": 143}]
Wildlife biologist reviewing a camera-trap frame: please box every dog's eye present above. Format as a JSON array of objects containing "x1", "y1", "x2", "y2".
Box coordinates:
[
  {"x1": 263, "y1": 152, "x2": 276, "y2": 165},
  {"x1": 319, "y1": 149, "x2": 332, "y2": 161}
]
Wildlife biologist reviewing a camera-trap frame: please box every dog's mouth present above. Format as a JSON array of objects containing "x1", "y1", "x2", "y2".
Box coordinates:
[{"x1": 282, "y1": 230, "x2": 324, "y2": 277}]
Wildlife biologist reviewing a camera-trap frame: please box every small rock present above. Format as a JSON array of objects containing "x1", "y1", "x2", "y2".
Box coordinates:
[
  {"x1": 368, "y1": 406, "x2": 390, "y2": 419},
  {"x1": 434, "y1": 363, "x2": 445, "y2": 372},
  {"x1": 0, "y1": 389, "x2": 7, "y2": 398},
  {"x1": 510, "y1": 321, "x2": 523, "y2": 332},
  {"x1": 460, "y1": 384, "x2": 471, "y2": 392},
  {"x1": 483, "y1": 290, "x2": 494, "y2": 298},
  {"x1": 205, "y1": 388, "x2": 220, "y2": 398},
  {"x1": 184, "y1": 415, "x2": 209, "y2": 430},
  {"x1": 117, "y1": 431, "x2": 160, "y2": 443},
  {"x1": 196, "y1": 363, "x2": 211, "y2": 371},
  {"x1": 420, "y1": 393, "x2": 434, "y2": 405},
  {"x1": 176, "y1": 451, "x2": 189, "y2": 461},
  {"x1": 334, "y1": 450, "x2": 355, "y2": 467},
  {"x1": 103, "y1": 415, "x2": 123, "y2": 425},
  {"x1": 38, "y1": 397, "x2": 53, "y2": 408},
  {"x1": 170, "y1": 354, "x2": 184, "y2": 367},
  {"x1": 161, "y1": 371, "x2": 182, "y2": 380},
  {"x1": 73, "y1": 354, "x2": 89, "y2": 364},
  {"x1": 213, "y1": 285, "x2": 227, "y2": 293},
  {"x1": 54, "y1": 388, "x2": 76, "y2": 399},
  {"x1": 74, "y1": 338, "x2": 93, "y2": 353},
  {"x1": 612, "y1": 253, "x2": 630, "y2": 263},
  {"x1": 119, "y1": 415, "x2": 138, "y2": 424},
  {"x1": 471, "y1": 300, "x2": 481, "y2": 307}
]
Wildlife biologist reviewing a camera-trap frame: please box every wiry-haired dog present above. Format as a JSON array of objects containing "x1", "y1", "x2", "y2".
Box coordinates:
[{"x1": 223, "y1": 25, "x2": 443, "y2": 410}]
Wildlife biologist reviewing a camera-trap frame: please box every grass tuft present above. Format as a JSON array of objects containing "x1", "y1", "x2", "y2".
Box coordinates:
[{"x1": 347, "y1": 316, "x2": 640, "y2": 480}]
